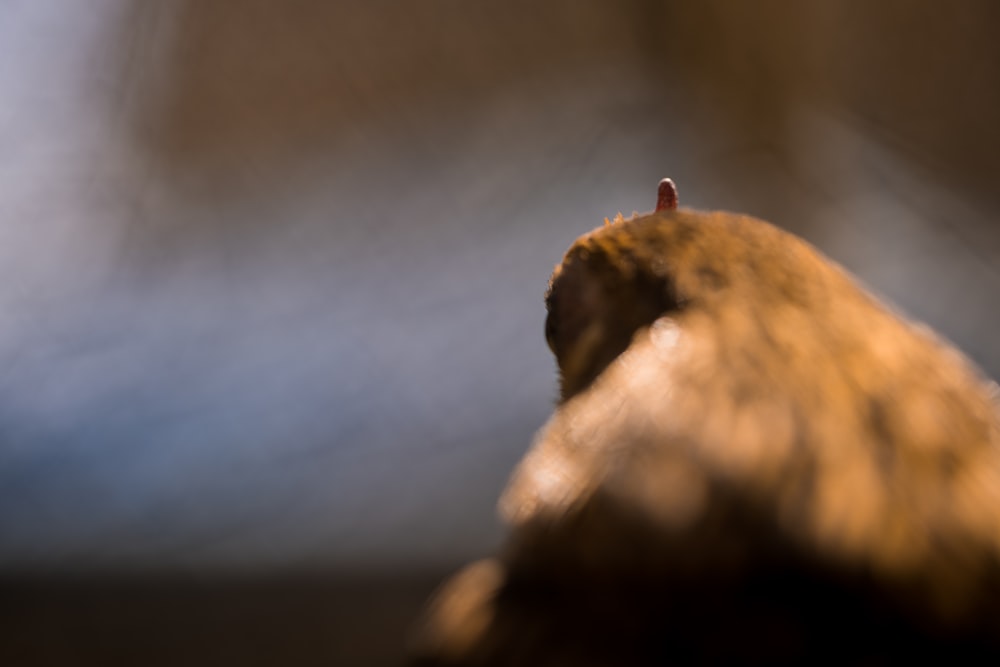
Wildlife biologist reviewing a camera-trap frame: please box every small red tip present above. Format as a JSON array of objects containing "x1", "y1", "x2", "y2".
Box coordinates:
[{"x1": 656, "y1": 178, "x2": 678, "y2": 212}]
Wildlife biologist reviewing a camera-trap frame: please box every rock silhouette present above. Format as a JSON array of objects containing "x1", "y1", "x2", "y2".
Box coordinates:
[{"x1": 412, "y1": 196, "x2": 1000, "y2": 665}]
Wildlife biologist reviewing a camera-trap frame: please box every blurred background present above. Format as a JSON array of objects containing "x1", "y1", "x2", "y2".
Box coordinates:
[{"x1": 1, "y1": 1, "x2": 998, "y2": 664}]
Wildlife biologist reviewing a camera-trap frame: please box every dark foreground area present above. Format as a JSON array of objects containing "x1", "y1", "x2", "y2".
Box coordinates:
[{"x1": 1, "y1": 572, "x2": 448, "y2": 666}]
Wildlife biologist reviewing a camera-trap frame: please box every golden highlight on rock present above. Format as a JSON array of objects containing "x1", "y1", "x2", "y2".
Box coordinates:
[{"x1": 411, "y1": 187, "x2": 1000, "y2": 665}]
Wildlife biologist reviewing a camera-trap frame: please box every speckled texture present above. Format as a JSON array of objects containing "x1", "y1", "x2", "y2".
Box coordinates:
[{"x1": 414, "y1": 209, "x2": 1000, "y2": 664}]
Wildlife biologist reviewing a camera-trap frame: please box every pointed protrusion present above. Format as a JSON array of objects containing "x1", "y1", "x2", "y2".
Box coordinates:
[{"x1": 656, "y1": 178, "x2": 678, "y2": 212}]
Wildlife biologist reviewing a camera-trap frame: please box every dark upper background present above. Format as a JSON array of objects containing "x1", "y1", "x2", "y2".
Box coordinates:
[{"x1": 2, "y1": 1, "x2": 998, "y2": 664}]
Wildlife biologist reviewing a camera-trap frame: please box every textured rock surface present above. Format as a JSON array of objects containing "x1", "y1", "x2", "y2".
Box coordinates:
[{"x1": 413, "y1": 208, "x2": 1000, "y2": 664}]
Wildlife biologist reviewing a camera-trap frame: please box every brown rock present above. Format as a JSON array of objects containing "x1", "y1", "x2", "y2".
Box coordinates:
[{"x1": 411, "y1": 204, "x2": 1000, "y2": 665}]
